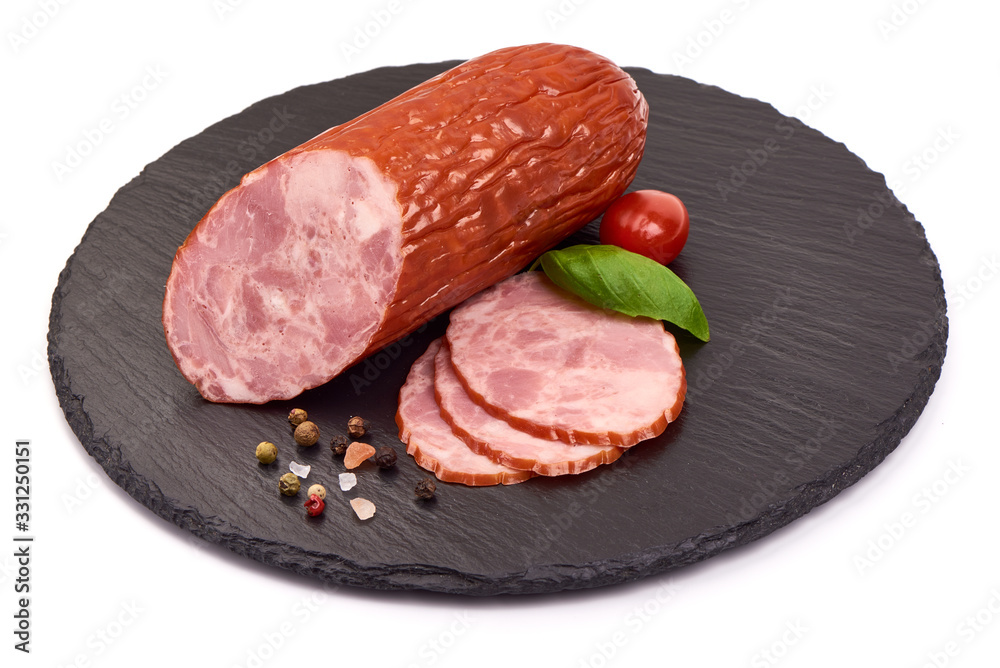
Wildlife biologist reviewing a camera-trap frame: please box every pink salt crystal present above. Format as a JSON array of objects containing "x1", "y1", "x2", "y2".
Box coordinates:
[{"x1": 350, "y1": 497, "x2": 376, "y2": 521}]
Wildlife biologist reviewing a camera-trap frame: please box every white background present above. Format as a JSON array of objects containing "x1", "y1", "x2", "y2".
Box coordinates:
[{"x1": 2, "y1": 0, "x2": 998, "y2": 666}]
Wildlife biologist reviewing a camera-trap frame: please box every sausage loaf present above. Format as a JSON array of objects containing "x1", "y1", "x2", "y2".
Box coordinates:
[{"x1": 163, "y1": 43, "x2": 648, "y2": 403}]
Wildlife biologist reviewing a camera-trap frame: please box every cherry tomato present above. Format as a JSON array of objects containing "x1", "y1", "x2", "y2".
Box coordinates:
[{"x1": 599, "y1": 190, "x2": 690, "y2": 265}]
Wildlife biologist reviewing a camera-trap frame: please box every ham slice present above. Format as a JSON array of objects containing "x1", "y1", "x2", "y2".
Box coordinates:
[
  {"x1": 434, "y1": 341, "x2": 625, "y2": 476},
  {"x1": 445, "y1": 272, "x2": 686, "y2": 447},
  {"x1": 396, "y1": 339, "x2": 532, "y2": 486}
]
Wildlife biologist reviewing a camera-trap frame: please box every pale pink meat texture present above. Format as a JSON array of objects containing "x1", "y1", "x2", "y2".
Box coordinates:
[
  {"x1": 444, "y1": 272, "x2": 686, "y2": 447},
  {"x1": 396, "y1": 339, "x2": 533, "y2": 487},
  {"x1": 163, "y1": 153, "x2": 401, "y2": 403},
  {"x1": 433, "y1": 341, "x2": 625, "y2": 476}
]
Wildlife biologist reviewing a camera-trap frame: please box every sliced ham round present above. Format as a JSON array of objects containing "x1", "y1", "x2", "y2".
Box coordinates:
[
  {"x1": 445, "y1": 272, "x2": 686, "y2": 447},
  {"x1": 434, "y1": 341, "x2": 624, "y2": 476},
  {"x1": 396, "y1": 339, "x2": 532, "y2": 486}
]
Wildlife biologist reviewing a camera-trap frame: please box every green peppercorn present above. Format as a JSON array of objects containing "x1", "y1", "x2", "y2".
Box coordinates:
[
  {"x1": 374, "y1": 446, "x2": 397, "y2": 469},
  {"x1": 294, "y1": 420, "x2": 320, "y2": 446},
  {"x1": 330, "y1": 434, "x2": 349, "y2": 457},
  {"x1": 307, "y1": 484, "x2": 327, "y2": 500},
  {"x1": 255, "y1": 441, "x2": 277, "y2": 464},
  {"x1": 347, "y1": 416, "x2": 369, "y2": 439},
  {"x1": 279, "y1": 472, "x2": 300, "y2": 496},
  {"x1": 288, "y1": 408, "x2": 308, "y2": 427},
  {"x1": 414, "y1": 477, "x2": 436, "y2": 499}
]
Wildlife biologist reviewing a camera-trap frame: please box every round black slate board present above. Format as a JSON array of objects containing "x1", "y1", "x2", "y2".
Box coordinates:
[{"x1": 48, "y1": 62, "x2": 947, "y2": 596}]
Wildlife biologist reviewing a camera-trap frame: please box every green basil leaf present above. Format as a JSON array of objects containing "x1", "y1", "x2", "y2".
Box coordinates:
[{"x1": 537, "y1": 244, "x2": 710, "y2": 342}]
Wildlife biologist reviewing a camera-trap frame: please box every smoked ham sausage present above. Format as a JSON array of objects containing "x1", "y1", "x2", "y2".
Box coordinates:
[{"x1": 163, "y1": 43, "x2": 648, "y2": 403}]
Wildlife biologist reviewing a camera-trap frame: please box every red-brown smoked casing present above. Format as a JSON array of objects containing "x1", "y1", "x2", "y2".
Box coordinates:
[{"x1": 163, "y1": 43, "x2": 648, "y2": 403}]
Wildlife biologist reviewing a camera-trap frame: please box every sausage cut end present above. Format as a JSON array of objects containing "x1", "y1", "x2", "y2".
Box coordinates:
[{"x1": 163, "y1": 151, "x2": 402, "y2": 403}]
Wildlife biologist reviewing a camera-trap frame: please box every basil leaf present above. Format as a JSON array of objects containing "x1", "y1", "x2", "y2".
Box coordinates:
[{"x1": 537, "y1": 244, "x2": 710, "y2": 342}]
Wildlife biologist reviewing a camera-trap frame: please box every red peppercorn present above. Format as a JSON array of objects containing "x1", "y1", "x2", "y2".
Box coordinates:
[{"x1": 304, "y1": 493, "x2": 325, "y2": 517}]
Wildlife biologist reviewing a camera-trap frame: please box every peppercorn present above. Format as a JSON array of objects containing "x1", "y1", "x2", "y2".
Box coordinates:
[
  {"x1": 307, "y1": 484, "x2": 327, "y2": 500},
  {"x1": 414, "y1": 477, "x2": 437, "y2": 499},
  {"x1": 255, "y1": 441, "x2": 277, "y2": 464},
  {"x1": 374, "y1": 446, "x2": 397, "y2": 469},
  {"x1": 330, "y1": 434, "x2": 349, "y2": 457},
  {"x1": 287, "y1": 408, "x2": 308, "y2": 427},
  {"x1": 347, "y1": 416, "x2": 369, "y2": 439},
  {"x1": 304, "y1": 493, "x2": 325, "y2": 517},
  {"x1": 294, "y1": 420, "x2": 320, "y2": 446},
  {"x1": 279, "y1": 472, "x2": 300, "y2": 496}
]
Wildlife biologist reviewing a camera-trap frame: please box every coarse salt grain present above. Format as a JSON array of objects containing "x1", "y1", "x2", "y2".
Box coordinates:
[
  {"x1": 350, "y1": 497, "x2": 376, "y2": 520},
  {"x1": 339, "y1": 472, "x2": 357, "y2": 491},
  {"x1": 344, "y1": 441, "x2": 376, "y2": 469},
  {"x1": 289, "y1": 461, "x2": 311, "y2": 478}
]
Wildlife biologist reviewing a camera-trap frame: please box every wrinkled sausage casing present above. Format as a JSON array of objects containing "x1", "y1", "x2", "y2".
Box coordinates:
[{"x1": 163, "y1": 43, "x2": 649, "y2": 403}]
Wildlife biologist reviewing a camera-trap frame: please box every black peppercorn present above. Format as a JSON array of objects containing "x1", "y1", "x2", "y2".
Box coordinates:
[
  {"x1": 347, "y1": 416, "x2": 369, "y2": 439},
  {"x1": 374, "y1": 446, "x2": 397, "y2": 469},
  {"x1": 330, "y1": 434, "x2": 349, "y2": 457},
  {"x1": 414, "y1": 477, "x2": 436, "y2": 499}
]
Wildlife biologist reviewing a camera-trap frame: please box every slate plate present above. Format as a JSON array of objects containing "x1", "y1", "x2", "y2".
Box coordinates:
[{"x1": 48, "y1": 61, "x2": 947, "y2": 596}]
